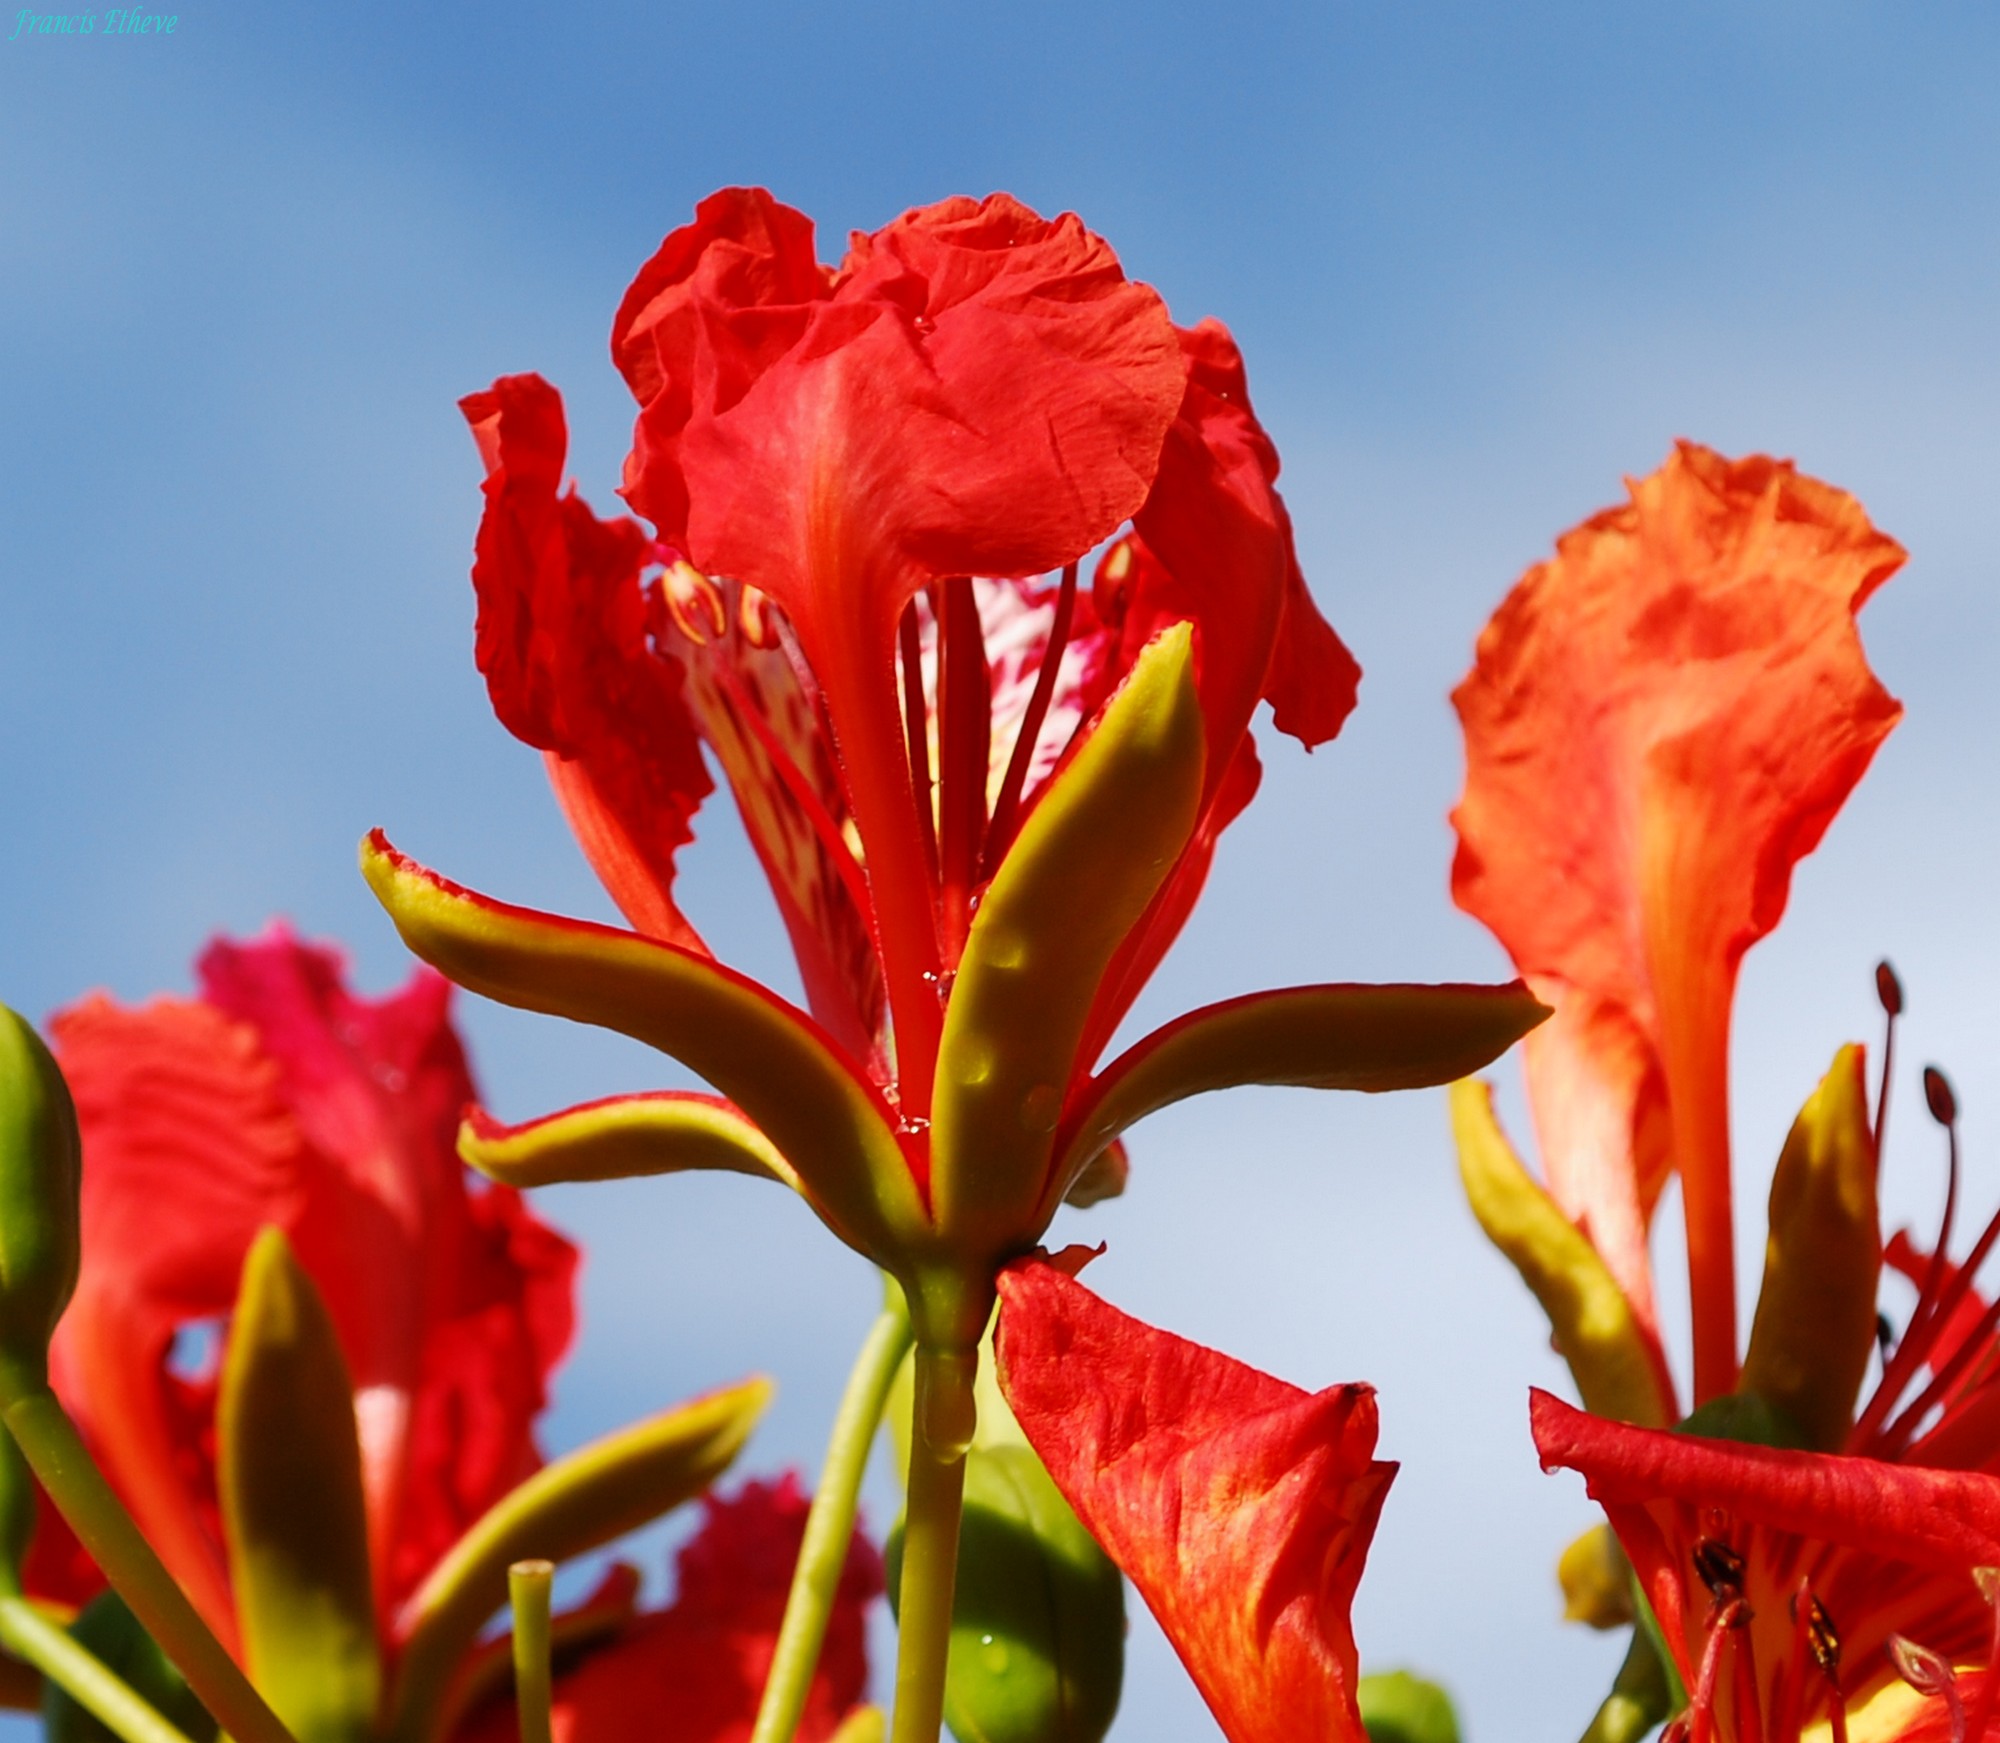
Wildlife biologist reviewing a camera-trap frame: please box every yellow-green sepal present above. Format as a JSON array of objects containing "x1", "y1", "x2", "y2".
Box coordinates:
[
  {"x1": 360, "y1": 832, "x2": 923, "y2": 1264},
  {"x1": 42, "y1": 1592, "x2": 217, "y2": 1743},
  {"x1": 0, "y1": 1006, "x2": 81, "y2": 1403},
  {"x1": 384, "y1": 1376, "x2": 769, "y2": 1743},
  {"x1": 1451, "y1": 1081, "x2": 1673, "y2": 1427},
  {"x1": 459, "y1": 1093, "x2": 799, "y2": 1192},
  {"x1": 1739, "y1": 1044, "x2": 1881, "y2": 1452},
  {"x1": 1049, "y1": 983, "x2": 1550, "y2": 1219},
  {"x1": 217, "y1": 1228, "x2": 377, "y2": 1743},
  {"x1": 931, "y1": 622, "x2": 1203, "y2": 1264},
  {"x1": 1357, "y1": 1671, "x2": 1460, "y2": 1743}
]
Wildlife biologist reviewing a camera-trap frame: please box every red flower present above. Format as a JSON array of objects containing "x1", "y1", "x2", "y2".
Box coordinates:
[
  {"x1": 1451, "y1": 443, "x2": 1904, "y2": 1405},
  {"x1": 369, "y1": 187, "x2": 1541, "y2": 1366},
  {"x1": 994, "y1": 1260, "x2": 1394, "y2": 1743},
  {"x1": 36, "y1": 927, "x2": 577, "y2": 1648},
  {"x1": 1533, "y1": 1390, "x2": 2000, "y2": 1743},
  {"x1": 454, "y1": 1478, "x2": 881, "y2": 1743}
]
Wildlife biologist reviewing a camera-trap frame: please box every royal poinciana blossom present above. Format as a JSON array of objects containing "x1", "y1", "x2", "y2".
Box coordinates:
[
  {"x1": 1450, "y1": 443, "x2": 1905, "y2": 1411},
  {"x1": 362, "y1": 187, "x2": 1542, "y2": 1378},
  {"x1": 994, "y1": 1260, "x2": 1393, "y2": 1743},
  {"x1": 18, "y1": 930, "x2": 775, "y2": 1743},
  {"x1": 38, "y1": 928, "x2": 577, "y2": 1636},
  {"x1": 460, "y1": 1478, "x2": 881, "y2": 1743}
]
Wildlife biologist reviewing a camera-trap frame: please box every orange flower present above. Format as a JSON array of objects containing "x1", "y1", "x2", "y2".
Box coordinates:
[{"x1": 1451, "y1": 443, "x2": 1904, "y2": 1404}]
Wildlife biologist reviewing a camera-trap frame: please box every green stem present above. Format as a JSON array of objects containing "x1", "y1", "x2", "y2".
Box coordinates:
[
  {"x1": 507, "y1": 1560, "x2": 554, "y2": 1743},
  {"x1": 751, "y1": 1290, "x2": 912, "y2": 1743},
  {"x1": 888, "y1": 1346, "x2": 972, "y2": 1743},
  {"x1": 0, "y1": 1597, "x2": 196, "y2": 1743},
  {"x1": 2, "y1": 1389, "x2": 297, "y2": 1743}
]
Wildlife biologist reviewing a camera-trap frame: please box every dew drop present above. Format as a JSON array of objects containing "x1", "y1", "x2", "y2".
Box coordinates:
[
  {"x1": 1019, "y1": 1083, "x2": 1061, "y2": 1134},
  {"x1": 898, "y1": 1115, "x2": 932, "y2": 1138}
]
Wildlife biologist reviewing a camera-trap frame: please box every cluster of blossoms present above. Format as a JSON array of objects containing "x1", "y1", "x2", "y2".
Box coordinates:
[{"x1": 0, "y1": 185, "x2": 1982, "y2": 1743}]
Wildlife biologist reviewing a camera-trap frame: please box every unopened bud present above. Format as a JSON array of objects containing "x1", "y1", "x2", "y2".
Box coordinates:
[
  {"x1": 1557, "y1": 1524, "x2": 1635, "y2": 1630},
  {"x1": 1875, "y1": 961, "x2": 1904, "y2": 1017},
  {"x1": 0, "y1": 1004, "x2": 81, "y2": 1401},
  {"x1": 1925, "y1": 1067, "x2": 1958, "y2": 1128}
]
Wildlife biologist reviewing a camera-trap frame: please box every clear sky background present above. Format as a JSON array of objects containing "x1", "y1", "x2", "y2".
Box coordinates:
[{"x1": 3, "y1": 4, "x2": 1998, "y2": 1738}]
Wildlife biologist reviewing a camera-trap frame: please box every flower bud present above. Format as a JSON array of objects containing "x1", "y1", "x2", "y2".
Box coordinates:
[
  {"x1": 0, "y1": 1004, "x2": 81, "y2": 1401},
  {"x1": 1357, "y1": 1671, "x2": 1460, "y2": 1743}
]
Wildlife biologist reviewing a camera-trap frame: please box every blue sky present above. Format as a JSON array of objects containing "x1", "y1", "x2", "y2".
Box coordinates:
[{"x1": 3, "y1": 4, "x2": 1998, "y2": 1737}]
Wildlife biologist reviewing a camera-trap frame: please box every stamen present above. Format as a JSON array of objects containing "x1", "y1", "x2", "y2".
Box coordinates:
[
  {"x1": 898, "y1": 600, "x2": 939, "y2": 885},
  {"x1": 1880, "y1": 1278, "x2": 2000, "y2": 1456},
  {"x1": 983, "y1": 562, "x2": 1078, "y2": 878},
  {"x1": 1889, "y1": 1635, "x2": 1965, "y2": 1743},
  {"x1": 1688, "y1": 1598, "x2": 1747, "y2": 1743},
  {"x1": 1874, "y1": 960, "x2": 1903, "y2": 1161},
  {"x1": 662, "y1": 559, "x2": 729, "y2": 644},
  {"x1": 1853, "y1": 1072, "x2": 1963, "y2": 1450},
  {"x1": 935, "y1": 577, "x2": 992, "y2": 961}
]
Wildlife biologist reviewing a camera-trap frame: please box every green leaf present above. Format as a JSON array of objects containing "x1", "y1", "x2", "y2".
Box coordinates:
[
  {"x1": 217, "y1": 1229, "x2": 377, "y2": 1743},
  {"x1": 385, "y1": 1376, "x2": 770, "y2": 1743},
  {"x1": 931, "y1": 622, "x2": 1204, "y2": 1267},
  {"x1": 1050, "y1": 981, "x2": 1550, "y2": 1214},
  {"x1": 1357, "y1": 1670, "x2": 1460, "y2": 1743},
  {"x1": 42, "y1": 1593, "x2": 216, "y2": 1743}
]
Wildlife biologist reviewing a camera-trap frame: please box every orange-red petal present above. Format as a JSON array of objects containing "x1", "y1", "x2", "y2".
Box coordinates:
[
  {"x1": 995, "y1": 1262, "x2": 1391, "y2": 1743},
  {"x1": 1452, "y1": 444, "x2": 1904, "y2": 1399}
]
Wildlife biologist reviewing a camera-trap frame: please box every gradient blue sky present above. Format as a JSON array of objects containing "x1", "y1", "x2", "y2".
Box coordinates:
[{"x1": 4, "y1": 4, "x2": 1998, "y2": 1737}]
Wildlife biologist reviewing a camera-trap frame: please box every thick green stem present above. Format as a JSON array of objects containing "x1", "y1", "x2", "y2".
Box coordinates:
[
  {"x1": 752, "y1": 1290, "x2": 912, "y2": 1743},
  {"x1": 0, "y1": 1597, "x2": 196, "y2": 1743},
  {"x1": 507, "y1": 1560, "x2": 554, "y2": 1743},
  {"x1": 2, "y1": 1389, "x2": 297, "y2": 1743},
  {"x1": 888, "y1": 1346, "x2": 972, "y2": 1743}
]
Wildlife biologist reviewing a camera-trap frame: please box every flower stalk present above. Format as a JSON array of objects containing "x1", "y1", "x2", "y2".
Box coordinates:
[
  {"x1": 889, "y1": 1347, "x2": 974, "y2": 1743},
  {"x1": 0, "y1": 1596, "x2": 199, "y2": 1743},
  {"x1": 751, "y1": 1286, "x2": 912, "y2": 1743}
]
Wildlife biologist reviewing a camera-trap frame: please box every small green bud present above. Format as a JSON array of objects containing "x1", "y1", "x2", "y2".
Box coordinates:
[
  {"x1": 0, "y1": 1005, "x2": 82, "y2": 1402},
  {"x1": 1357, "y1": 1670, "x2": 1461, "y2": 1743},
  {"x1": 43, "y1": 1591, "x2": 218, "y2": 1743}
]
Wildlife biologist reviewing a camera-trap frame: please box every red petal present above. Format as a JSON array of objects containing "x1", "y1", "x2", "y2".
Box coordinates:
[
  {"x1": 49, "y1": 929, "x2": 580, "y2": 1630},
  {"x1": 1452, "y1": 445, "x2": 1904, "y2": 1399},
  {"x1": 462, "y1": 372, "x2": 714, "y2": 951},
  {"x1": 996, "y1": 1263, "x2": 1389, "y2": 1743}
]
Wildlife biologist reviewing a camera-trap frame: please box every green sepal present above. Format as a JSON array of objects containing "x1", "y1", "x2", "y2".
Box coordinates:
[
  {"x1": 459, "y1": 1093, "x2": 800, "y2": 1193},
  {"x1": 931, "y1": 621, "x2": 1204, "y2": 1265},
  {"x1": 42, "y1": 1592, "x2": 217, "y2": 1743},
  {"x1": 1673, "y1": 1392, "x2": 1808, "y2": 1451},
  {"x1": 1357, "y1": 1670, "x2": 1460, "y2": 1743},
  {"x1": 1576, "y1": 1626, "x2": 1674, "y2": 1743},
  {"x1": 0, "y1": 1006, "x2": 81, "y2": 1403},
  {"x1": 217, "y1": 1228, "x2": 378, "y2": 1743},
  {"x1": 385, "y1": 1376, "x2": 770, "y2": 1743},
  {"x1": 0, "y1": 1411, "x2": 35, "y2": 1598},
  {"x1": 1051, "y1": 981, "x2": 1550, "y2": 1213},
  {"x1": 885, "y1": 1317, "x2": 1124, "y2": 1743},
  {"x1": 1739, "y1": 1044, "x2": 1881, "y2": 1451},
  {"x1": 361, "y1": 832, "x2": 924, "y2": 1265}
]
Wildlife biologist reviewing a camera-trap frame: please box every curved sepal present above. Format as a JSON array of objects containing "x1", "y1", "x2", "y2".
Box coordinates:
[
  {"x1": 0, "y1": 1005, "x2": 81, "y2": 1402},
  {"x1": 931, "y1": 623, "x2": 1203, "y2": 1260},
  {"x1": 359, "y1": 832, "x2": 923, "y2": 1260},
  {"x1": 1049, "y1": 981, "x2": 1548, "y2": 1217},
  {"x1": 218, "y1": 1228, "x2": 377, "y2": 1743},
  {"x1": 1451, "y1": 1081, "x2": 1674, "y2": 1428},
  {"x1": 1739, "y1": 1044, "x2": 1880, "y2": 1452},
  {"x1": 459, "y1": 1094, "x2": 799, "y2": 1193},
  {"x1": 385, "y1": 1376, "x2": 770, "y2": 1743}
]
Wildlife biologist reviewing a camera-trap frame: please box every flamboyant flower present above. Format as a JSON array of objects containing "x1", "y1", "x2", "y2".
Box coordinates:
[
  {"x1": 993, "y1": 1258, "x2": 1394, "y2": 1743},
  {"x1": 1534, "y1": 1389, "x2": 2000, "y2": 1743},
  {"x1": 30, "y1": 929, "x2": 769, "y2": 1743},
  {"x1": 364, "y1": 187, "x2": 1545, "y2": 1393},
  {"x1": 1450, "y1": 443, "x2": 1905, "y2": 1409},
  {"x1": 456, "y1": 1477, "x2": 882, "y2": 1743}
]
